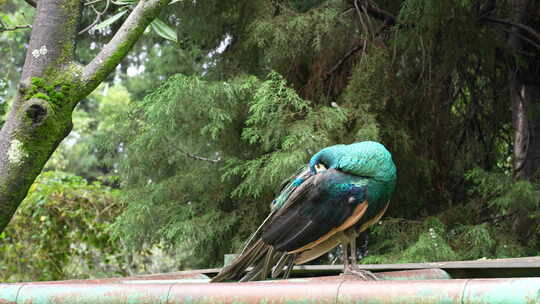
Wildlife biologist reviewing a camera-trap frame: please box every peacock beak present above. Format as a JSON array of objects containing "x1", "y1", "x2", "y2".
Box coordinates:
[{"x1": 315, "y1": 163, "x2": 327, "y2": 173}]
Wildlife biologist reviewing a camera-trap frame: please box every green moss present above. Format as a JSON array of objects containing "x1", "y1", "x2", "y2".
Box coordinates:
[
  {"x1": 89, "y1": 40, "x2": 132, "y2": 90},
  {"x1": 31, "y1": 92, "x2": 52, "y2": 102},
  {"x1": 25, "y1": 77, "x2": 74, "y2": 108},
  {"x1": 31, "y1": 77, "x2": 45, "y2": 87}
]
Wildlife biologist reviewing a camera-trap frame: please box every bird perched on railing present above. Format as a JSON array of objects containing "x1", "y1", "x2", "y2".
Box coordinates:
[{"x1": 211, "y1": 141, "x2": 397, "y2": 282}]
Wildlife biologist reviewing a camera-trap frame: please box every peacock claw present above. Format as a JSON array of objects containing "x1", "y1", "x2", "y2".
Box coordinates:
[{"x1": 343, "y1": 266, "x2": 379, "y2": 281}]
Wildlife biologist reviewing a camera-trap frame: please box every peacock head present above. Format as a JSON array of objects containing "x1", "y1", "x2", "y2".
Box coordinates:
[{"x1": 309, "y1": 141, "x2": 397, "y2": 183}]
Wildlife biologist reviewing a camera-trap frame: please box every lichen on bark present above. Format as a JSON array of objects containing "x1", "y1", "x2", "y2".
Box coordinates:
[{"x1": 7, "y1": 139, "x2": 28, "y2": 164}]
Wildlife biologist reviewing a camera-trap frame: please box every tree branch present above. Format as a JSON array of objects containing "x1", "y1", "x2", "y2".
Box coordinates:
[
  {"x1": 178, "y1": 148, "x2": 221, "y2": 164},
  {"x1": 478, "y1": 0, "x2": 496, "y2": 18},
  {"x1": 477, "y1": 211, "x2": 517, "y2": 225},
  {"x1": 81, "y1": 0, "x2": 171, "y2": 95},
  {"x1": 79, "y1": 0, "x2": 111, "y2": 34},
  {"x1": 498, "y1": 26, "x2": 540, "y2": 53},
  {"x1": 344, "y1": 1, "x2": 397, "y2": 27},
  {"x1": 0, "y1": 24, "x2": 32, "y2": 32},
  {"x1": 483, "y1": 16, "x2": 540, "y2": 45},
  {"x1": 326, "y1": 1, "x2": 394, "y2": 79},
  {"x1": 23, "y1": 0, "x2": 37, "y2": 8},
  {"x1": 325, "y1": 44, "x2": 363, "y2": 79},
  {"x1": 362, "y1": 1, "x2": 397, "y2": 26}
]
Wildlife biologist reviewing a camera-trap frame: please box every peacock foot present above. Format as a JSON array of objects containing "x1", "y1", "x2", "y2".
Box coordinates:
[{"x1": 342, "y1": 265, "x2": 379, "y2": 281}]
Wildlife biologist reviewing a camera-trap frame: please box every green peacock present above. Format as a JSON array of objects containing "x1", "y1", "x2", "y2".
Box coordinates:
[{"x1": 211, "y1": 141, "x2": 397, "y2": 282}]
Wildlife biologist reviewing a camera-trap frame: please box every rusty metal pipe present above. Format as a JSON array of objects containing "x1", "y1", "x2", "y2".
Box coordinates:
[{"x1": 1, "y1": 277, "x2": 539, "y2": 303}]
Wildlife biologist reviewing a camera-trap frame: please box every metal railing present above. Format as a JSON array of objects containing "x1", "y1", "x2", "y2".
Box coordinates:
[{"x1": 1, "y1": 257, "x2": 539, "y2": 303}]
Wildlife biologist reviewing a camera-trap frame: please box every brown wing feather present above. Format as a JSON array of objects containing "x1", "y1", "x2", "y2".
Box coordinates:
[
  {"x1": 294, "y1": 201, "x2": 390, "y2": 264},
  {"x1": 288, "y1": 201, "x2": 368, "y2": 253},
  {"x1": 294, "y1": 231, "x2": 348, "y2": 264},
  {"x1": 358, "y1": 202, "x2": 389, "y2": 233}
]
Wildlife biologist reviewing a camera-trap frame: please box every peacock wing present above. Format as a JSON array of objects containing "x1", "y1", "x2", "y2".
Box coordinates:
[
  {"x1": 239, "y1": 167, "x2": 313, "y2": 254},
  {"x1": 261, "y1": 168, "x2": 368, "y2": 252}
]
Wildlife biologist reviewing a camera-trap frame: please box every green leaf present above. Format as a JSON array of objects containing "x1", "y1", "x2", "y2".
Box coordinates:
[
  {"x1": 150, "y1": 18, "x2": 177, "y2": 42},
  {"x1": 93, "y1": 10, "x2": 128, "y2": 30}
]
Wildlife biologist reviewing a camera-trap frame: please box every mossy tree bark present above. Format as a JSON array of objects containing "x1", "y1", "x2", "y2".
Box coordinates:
[{"x1": 0, "y1": 0, "x2": 171, "y2": 233}]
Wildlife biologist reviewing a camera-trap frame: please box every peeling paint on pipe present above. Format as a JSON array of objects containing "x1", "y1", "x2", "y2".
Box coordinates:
[
  {"x1": 292, "y1": 269, "x2": 452, "y2": 282},
  {"x1": 376, "y1": 268, "x2": 452, "y2": 280},
  {"x1": 338, "y1": 278, "x2": 540, "y2": 304},
  {"x1": 0, "y1": 283, "x2": 24, "y2": 303},
  {"x1": 1, "y1": 278, "x2": 539, "y2": 303}
]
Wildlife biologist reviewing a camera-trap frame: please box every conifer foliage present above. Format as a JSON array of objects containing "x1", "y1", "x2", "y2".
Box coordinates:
[{"x1": 114, "y1": 0, "x2": 540, "y2": 267}]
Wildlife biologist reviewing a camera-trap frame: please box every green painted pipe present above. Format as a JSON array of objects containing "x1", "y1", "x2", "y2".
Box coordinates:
[{"x1": 1, "y1": 277, "x2": 539, "y2": 303}]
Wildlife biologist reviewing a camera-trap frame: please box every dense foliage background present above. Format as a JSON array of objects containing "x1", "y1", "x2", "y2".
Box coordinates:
[{"x1": 1, "y1": 0, "x2": 539, "y2": 282}]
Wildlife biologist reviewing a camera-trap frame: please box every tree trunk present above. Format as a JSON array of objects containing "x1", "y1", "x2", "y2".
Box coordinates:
[
  {"x1": 511, "y1": 78, "x2": 540, "y2": 179},
  {"x1": 510, "y1": 0, "x2": 540, "y2": 179},
  {"x1": 0, "y1": 0, "x2": 81, "y2": 232},
  {"x1": 0, "y1": 0, "x2": 171, "y2": 233}
]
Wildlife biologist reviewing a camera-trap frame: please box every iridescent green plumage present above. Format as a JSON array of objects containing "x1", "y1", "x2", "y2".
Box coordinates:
[{"x1": 211, "y1": 141, "x2": 397, "y2": 282}]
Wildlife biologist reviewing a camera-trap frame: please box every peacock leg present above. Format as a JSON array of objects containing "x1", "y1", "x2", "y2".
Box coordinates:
[
  {"x1": 341, "y1": 241, "x2": 350, "y2": 273},
  {"x1": 345, "y1": 236, "x2": 378, "y2": 280},
  {"x1": 357, "y1": 230, "x2": 369, "y2": 260}
]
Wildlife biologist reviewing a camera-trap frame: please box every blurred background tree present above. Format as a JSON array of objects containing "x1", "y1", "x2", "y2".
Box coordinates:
[{"x1": 1, "y1": 0, "x2": 539, "y2": 282}]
